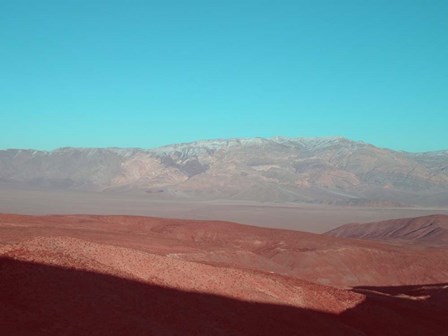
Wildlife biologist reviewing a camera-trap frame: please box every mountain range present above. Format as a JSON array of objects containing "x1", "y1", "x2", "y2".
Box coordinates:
[{"x1": 1, "y1": 137, "x2": 447, "y2": 206}]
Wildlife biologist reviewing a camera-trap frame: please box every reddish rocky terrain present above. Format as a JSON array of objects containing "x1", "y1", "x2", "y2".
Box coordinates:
[
  {"x1": 1, "y1": 213, "x2": 447, "y2": 335},
  {"x1": 1, "y1": 213, "x2": 448, "y2": 287},
  {"x1": 326, "y1": 214, "x2": 448, "y2": 246}
]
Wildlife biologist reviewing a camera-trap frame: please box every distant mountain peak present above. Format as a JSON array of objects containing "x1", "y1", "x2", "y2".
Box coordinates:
[{"x1": 0, "y1": 136, "x2": 447, "y2": 206}]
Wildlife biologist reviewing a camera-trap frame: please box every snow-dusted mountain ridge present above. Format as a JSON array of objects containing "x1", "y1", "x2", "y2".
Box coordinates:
[{"x1": 1, "y1": 137, "x2": 447, "y2": 206}]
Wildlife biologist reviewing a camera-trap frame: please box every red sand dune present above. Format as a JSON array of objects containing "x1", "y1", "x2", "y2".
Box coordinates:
[
  {"x1": 1, "y1": 214, "x2": 448, "y2": 335},
  {"x1": 326, "y1": 214, "x2": 448, "y2": 246}
]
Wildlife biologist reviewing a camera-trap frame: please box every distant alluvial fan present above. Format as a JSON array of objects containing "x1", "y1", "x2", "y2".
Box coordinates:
[{"x1": 0, "y1": 137, "x2": 447, "y2": 206}]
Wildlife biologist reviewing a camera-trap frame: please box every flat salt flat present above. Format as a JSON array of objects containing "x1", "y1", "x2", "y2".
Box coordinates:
[{"x1": 1, "y1": 186, "x2": 447, "y2": 233}]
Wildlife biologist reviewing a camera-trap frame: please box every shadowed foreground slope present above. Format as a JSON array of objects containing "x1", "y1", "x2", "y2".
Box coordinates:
[
  {"x1": 1, "y1": 213, "x2": 448, "y2": 335},
  {"x1": 343, "y1": 283, "x2": 448, "y2": 336},
  {"x1": 0, "y1": 257, "x2": 360, "y2": 336},
  {"x1": 1, "y1": 258, "x2": 448, "y2": 336},
  {"x1": 1, "y1": 256, "x2": 448, "y2": 336}
]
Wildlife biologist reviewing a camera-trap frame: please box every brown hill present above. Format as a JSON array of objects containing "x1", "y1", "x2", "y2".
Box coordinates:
[
  {"x1": 326, "y1": 214, "x2": 448, "y2": 246},
  {"x1": 1, "y1": 223, "x2": 447, "y2": 335},
  {"x1": 1, "y1": 213, "x2": 448, "y2": 288}
]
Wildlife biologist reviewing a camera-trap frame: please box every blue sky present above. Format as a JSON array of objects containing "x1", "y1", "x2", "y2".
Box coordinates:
[{"x1": 1, "y1": 0, "x2": 447, "y2": 152}]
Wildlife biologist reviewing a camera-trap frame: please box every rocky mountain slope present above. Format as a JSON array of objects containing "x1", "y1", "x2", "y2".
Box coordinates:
[
  {"x1": 2, "y1": 213, "x2": 448, "y2": 288},
  {"x1": 1, "y1": 213, "x2": 447, "y2": 335},
  {"x1": 1, "y1": 137, "x2": 447, "y2": 206},
  {"x1": 326, "y1": 214, "x2": 448, "y2": 246}
]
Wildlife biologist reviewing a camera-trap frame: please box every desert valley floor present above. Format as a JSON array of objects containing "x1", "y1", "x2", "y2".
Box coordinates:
[{"x1": 1, "y1": 187, "x2": 448, "y2": 233}]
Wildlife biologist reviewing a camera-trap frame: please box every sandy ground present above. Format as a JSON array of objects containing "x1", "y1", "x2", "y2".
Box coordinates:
[{"x1": 1, "y1": 187, "x2": 447, "y2": 233}]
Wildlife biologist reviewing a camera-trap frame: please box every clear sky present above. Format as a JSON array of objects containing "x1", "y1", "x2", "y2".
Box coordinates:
[{"x1": 1, "y1": 0, "x2": 447, "y2": 152}]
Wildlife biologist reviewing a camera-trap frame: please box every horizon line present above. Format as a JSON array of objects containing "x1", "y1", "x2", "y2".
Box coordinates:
[{"x1": 1, "y1": 135, "x2": 447, "y2": 154}]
